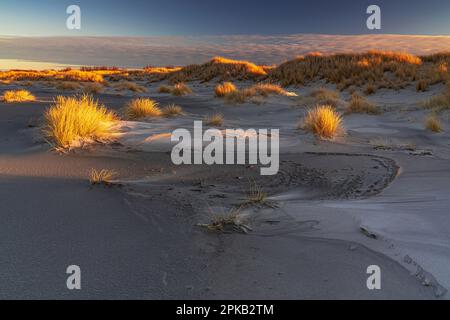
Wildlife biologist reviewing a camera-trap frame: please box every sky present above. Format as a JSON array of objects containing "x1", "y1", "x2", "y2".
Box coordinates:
[
  {"x1": 1, "y1": 0, "x2": 450, "y2": 36},
  {"x1": 1, "y1": 1, "x2": 450, "y2": 68}
]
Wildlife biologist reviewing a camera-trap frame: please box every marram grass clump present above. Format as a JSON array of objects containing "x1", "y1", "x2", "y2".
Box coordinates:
[
  {"x1": 171, "y1": 83, "x2": 193, "y2": 96},
  {"x1": 215, "y1": 82, "x2": 237, "y2": 97},
  {"x1": 425, "y1": 114, "x2": 443, "y2": 133},
  {"x1": 157, "y1": 83, "x2": 192, "y2": 96},
  {"x1": 2, "y1": 89, "x2": 36, "y2": 103},
  {"x1": 124, "y1": 98, "x2": 161, "y2": 120},
  {"x1": 224, "y1": 83, "x2": 295, "y2": 104},
  {"x1": 302, "y1": 105, "x2": 343, "y2": 139},
  {"x1": 345, "y1": 93, "x2": 380, "y2": 114},
  {"x1": 44, "y1": 94, "x2": 118, "y2": 149},
  {"x1": 162, "y1": 104, "x2": 183, "y2": 117}
]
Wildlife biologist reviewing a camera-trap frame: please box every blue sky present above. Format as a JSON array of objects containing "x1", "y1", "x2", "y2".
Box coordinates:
[{"x1": 1, "y1": 0, "x2": 450, "y2": 36}]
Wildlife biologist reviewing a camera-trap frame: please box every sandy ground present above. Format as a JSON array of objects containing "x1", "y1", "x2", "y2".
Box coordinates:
[{"x1": 0, "y1": 80, "x2": 449, "y2": 299}]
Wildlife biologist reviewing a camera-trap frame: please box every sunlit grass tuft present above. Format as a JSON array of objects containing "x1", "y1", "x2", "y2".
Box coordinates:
[
  {"x1": 43, "y1": 94, "x2": 118, "y2": 149},
  {"x1": 249, "y1": 83, "x2": 293, "y2": 97},
  {"x1": 302, "y1": 105, "x2": 343, "y2": 139},
  {"x1": 124, "y1": 98, "x2": 161, "y2": 120},
  {"x1": 215, "y1": 82, "x2": 237, "y2": 97},
  {"x1": 157, "y1": 83, "x2": 192, "y2": 96},
  {"x1": 224, "y1": 83, "x2": 294, "y2": 104},
  {"x1": 2, "y1": 89, "x2": 36, "y2": 103},
  {"x1": 172, "y1": 83, "x2": 192, "y2": 96},
  {"x1": 89, "y1": 169, "x2": 118, "y2": 186}
]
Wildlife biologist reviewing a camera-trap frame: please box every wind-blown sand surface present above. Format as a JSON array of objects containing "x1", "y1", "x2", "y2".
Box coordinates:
[{"x1": 0, "y1": 80, "x2": 448, "y2": 299}]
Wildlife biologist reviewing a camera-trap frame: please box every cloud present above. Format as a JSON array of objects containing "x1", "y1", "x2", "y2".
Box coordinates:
[{"x1": 1, "y1": 34, "x2": 450, "y2": 68}]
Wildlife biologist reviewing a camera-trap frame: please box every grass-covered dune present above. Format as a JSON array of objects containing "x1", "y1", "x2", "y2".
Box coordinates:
[{"x1": 2, "y1": 51, "x2": 450, "y2": 94}]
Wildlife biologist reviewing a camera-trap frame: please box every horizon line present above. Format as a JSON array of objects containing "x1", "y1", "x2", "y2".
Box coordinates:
[{"x1": 3, "y1": 33, "x2": 450, "y2": 39}]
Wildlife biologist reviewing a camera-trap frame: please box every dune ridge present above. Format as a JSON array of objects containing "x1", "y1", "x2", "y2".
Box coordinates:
[{"x1": 2, "y1": 50, "x2": 450, "y2": 93}]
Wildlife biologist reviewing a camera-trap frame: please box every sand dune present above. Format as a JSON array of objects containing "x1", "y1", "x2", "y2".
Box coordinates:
[{"x1": 0, "y1": 79, "x2": 449, "y2": 298}]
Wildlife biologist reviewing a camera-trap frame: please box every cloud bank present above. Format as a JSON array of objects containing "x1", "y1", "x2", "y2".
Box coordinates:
[{"x1": 1, "y1": 34, "x2": 450, "y2": 68}]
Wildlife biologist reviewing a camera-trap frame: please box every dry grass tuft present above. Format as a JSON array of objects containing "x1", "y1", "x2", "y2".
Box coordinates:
[
  {"x1": 89, "y1": 169, "x2": 118, "y2": 186},
  {"x1": 303, "y1": 105, "x2": 343, "y2": 139},
  {"x1": 2, "y1": 89, "x2": 36, "y2": 103},
  {"x1": 215, "y1": 82, "x2": 237, "y2": 97},
  {"x1": 157, "y1": 83, "x2": 192, "y2": 96},
  {"x1": 20, "y1": 81, "x2": 34, "y2": 87},
  {"x1": 245, "y1": 186, "x2": 267, "y2": 205},
  {"x1": 425, "y1": 114, "x2": 443, "y2": 133},
  {"x1": 43, "y1": 94, "x2": 118, "y2": 149},
  {"x1": 310, "y1": 88, "x2": 340, "y2": 107},
  {"x1": 416, "y1": 80, "x2": 429, "y2": 92},
  {"x1": 241, "y1": 182, "x2": 276, "y2": 208},
  {"x1": 346, "y1": 93, "x2": 380, "y2": 114},
  {"x1": 172, "y1": 83, "x2": 192, "y2": 96},
  {"x1": 224, "y1": 83, "x2": 293, "y2": 104},
  {"x1": 249, "y1": 83, "x2": 293, "y2": 97},
  {"x1": 82, "y1": 82, "x2": 104, "y2": 94},
  {"x1": 157, "y1": 85, "x2": 173, "y2": 94},
  {"x1": 113, "y1": 81, "x2": 147, "y2": 93},
  {"x1": 204, "y1": 113, "x2": 224, "y2": 126},
  {"x1": 162, "y1": 104, "x2": 183, "y2": 117},
  {"x1": 364, "y1": 83, "x2": 377, "y2": 95},
  {"x1": 225, "y1": 90, "x2": 251, "y2": 104},
  {"x1": 197, "y1": 208, "x2": 251, "y2": 233},
  {"x1": 424, "y1": 93, "x2": 450, "y2": 111},
  {"x1": 124, "y1": 98, "x2": 161, "y2": 120},
  {"x1": 56, "y1": 81, "x2": 82, "y2": 91}
]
